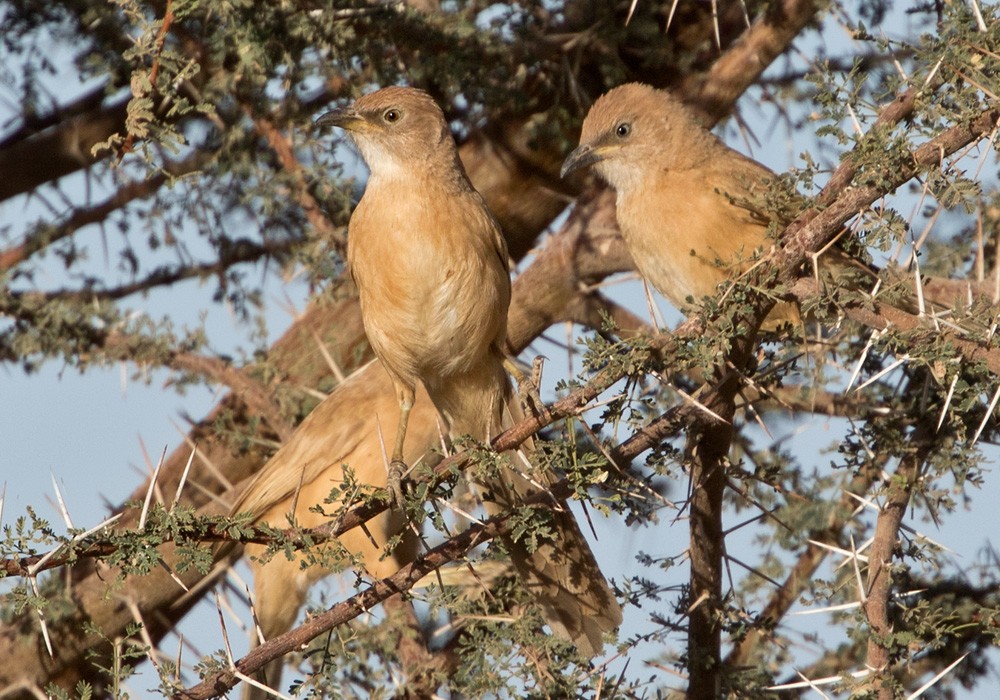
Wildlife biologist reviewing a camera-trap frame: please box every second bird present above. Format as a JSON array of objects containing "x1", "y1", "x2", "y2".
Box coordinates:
[
  {"x1": 561, "y1": 82, "x2": 805, "y2": 327},
  {"x1": 317, "y1": 86, "x2": 621, "y2": 656}
]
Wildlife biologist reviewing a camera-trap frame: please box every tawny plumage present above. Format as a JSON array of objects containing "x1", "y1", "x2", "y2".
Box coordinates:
[
  {"x1": 317, "y1": 86, "x2": 621, "y2": 655},
  {"x1": 229, "y1": 362, "x2": 433, "y2": 700},
  {"x1": 561, "y1": 82, "x2": 804, "y2": 326},
  {"x1": 232, "y1": 364, "x2": 429, "y2": 635},
  {"x1": 317, "y1": 87, "x2": 511, "y2": 501}
]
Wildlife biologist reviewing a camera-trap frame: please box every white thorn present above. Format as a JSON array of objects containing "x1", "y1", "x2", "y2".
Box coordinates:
[
  {"x1": 968, "y1": 0, "x2": 987, "y2": 32},
  {"x1": 28, "y1": 576, "x2": 54, "y2": 658},
  {"x1": 624, "y1": 0, "x2": 639, "y2": 25},
  {"x1": 846, "y1": 330, "x2": 882, "y2": 392},
  {"x1": 850, "y1": 532, "x2": 867, "y2": 604},
  {"x1": 855, "y1": 355, "x2": 910, "y2": 393},
  {"x1": 49, "y1": 473, "x2": 74, "y2": 530},
  {"x1": 906, "y1": 652, "x2": 970, "y2": 699},
  {"x1": 139, "y1": 446, "x2": 167, "y2": 530},
  {"x1": 768, "y1": 668, "x2": 870, "y2": 690},
  {"x1": 172, "y1": 445, "x2": 198, "y2": 512},
  {"x1": 972, "y1": 383, "x2": 1000, "y2": 445},
  {"x1": 937, "y1": 373, "x2": 959, "y2": 432}
]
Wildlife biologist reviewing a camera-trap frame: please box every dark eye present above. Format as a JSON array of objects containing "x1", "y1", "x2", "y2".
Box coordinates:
[
  {"x1": 383, "y1": 109, "x2": 400, "y2": 123},
  {"x1": 615, "y1": 122, "x2": 631, "y2": 138}
]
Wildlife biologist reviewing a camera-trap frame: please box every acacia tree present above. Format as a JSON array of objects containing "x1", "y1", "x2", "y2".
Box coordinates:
[{"x1": 1, "y1": 0, "x2": 999, "y2": 698}]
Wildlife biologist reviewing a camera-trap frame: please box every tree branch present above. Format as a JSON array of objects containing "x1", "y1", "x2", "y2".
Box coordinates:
[
  {"x1": 174, "y1": 503, "x2": 520, "y2": 699},
  {"x1": 0, "y1": 151, "x2": 208, "y2": 272},
  {"x1": 683, "y1": 0, "x2": 828, "y2": 123}
]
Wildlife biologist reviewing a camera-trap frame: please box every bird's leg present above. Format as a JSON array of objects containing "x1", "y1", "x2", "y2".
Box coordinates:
[
  {"x1": 387, "y1": 385, "x2": 414, "y2": 510},
  {"x1": 504, "y1": 356, "x2": 548, "y2": 420}
]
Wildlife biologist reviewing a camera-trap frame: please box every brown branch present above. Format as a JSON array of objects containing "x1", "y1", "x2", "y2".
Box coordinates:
[
  {"x1": 5, "y1": 236, "x2": 294, "y2": 307},
  {"x1": 777, "y1": 104, "x2": 1000, "y2": 277},
  {"x1": 865, "y1": 471, "x2": 914, "y2": 695},
  {"x1": 815, "y1": 85, "x2": 923, "y2": 209},
  {"x1": 0, "y1": 85, "x2": 109, "y2": 150},
  {"x1": 383, "y1": 595, "x2": 460, "y2": 699},
  {"x1": 0, "y1": 98, "x2": 130, "y2": 203},
  {"x1": 791, "y1": 277, "x2": 1000, "y2": 376},
  {"x1": 862, "y1": 414, "x2": 939, "y2": 698},
  {"x1": 0, "y1": 152, "x2": 206, "y2": 272},
  {"x1": 250, "y1": 110, "x2": 344, "y2": 247},
  {"x1": 683, "y1": 0, "x2": 827, "y2": 123},
  {"x1": 174, "y1": 503, "x2": 516, "y2": 699},
  {"x1": 683, "y1": 365, "x2": 744, "y2": 700},
  {"x1": 119, "y1": 0, "x2": 175, "y2": 159},
  {"x1": 505, "y1": 185, "x2": 634, "y2": 351}
]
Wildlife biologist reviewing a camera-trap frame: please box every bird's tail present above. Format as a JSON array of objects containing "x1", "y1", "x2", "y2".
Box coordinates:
[{"x1": 429, "y1": 357, "x2": 623, "y2": 657}]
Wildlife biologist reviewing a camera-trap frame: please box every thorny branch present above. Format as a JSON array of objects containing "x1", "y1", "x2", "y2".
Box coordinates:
[
  {"x1": 0, "y1": 153, "x2": 202, "y2": 272},
  {"x1": 3, "y1": 3, "x2": 998, "y2": 694},
  {"x1": 175, "y1": 506, "x2": 520, "y2": 699},
  {"x1": 5, "y1": 93, "x2": 998, "y2": 653},
  {"x1": 249, "y1": 108, "x2": 346, "y2": 251}
]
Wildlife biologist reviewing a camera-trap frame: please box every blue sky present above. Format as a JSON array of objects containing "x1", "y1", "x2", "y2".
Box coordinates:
[{"x1": 2, "y1": 6, "x2": 999, "y2": 698}]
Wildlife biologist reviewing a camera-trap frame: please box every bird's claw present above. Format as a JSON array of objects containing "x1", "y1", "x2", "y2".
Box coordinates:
[
  {"x1": 506, "y1": 356, "x2": 548, "y2": 420},
  {"x1": 520, "y1": 356, "x2": 548, "y2": 420},
  {"x1": 387, "y1": 459, "x2": 408, "y2": 511}
]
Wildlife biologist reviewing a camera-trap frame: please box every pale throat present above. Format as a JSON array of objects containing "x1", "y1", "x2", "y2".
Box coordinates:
[
  {"x1": 361, "y1": 148, "x2": 454, "y2": 189},
  {"x1": 597, "y1": 155, "x2": 657, "y2": 195}
]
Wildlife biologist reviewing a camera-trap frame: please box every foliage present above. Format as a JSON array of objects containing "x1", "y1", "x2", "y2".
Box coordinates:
[{"x1": 1, "y1": 0, "x2": 1000, "y2": 698}]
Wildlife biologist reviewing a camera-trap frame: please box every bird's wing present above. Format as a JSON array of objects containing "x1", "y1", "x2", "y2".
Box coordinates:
[{"x1": 230, "y1": 361, "x2": 385, "y2": 520}]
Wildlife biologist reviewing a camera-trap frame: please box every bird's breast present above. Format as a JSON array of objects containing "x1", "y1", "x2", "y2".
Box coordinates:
[
  {"x1": 616, "y1": 171, "x2": 771, "y2": 311},
  {"x1": 347, "y1": 184, "x2": 509, "y2": 384}
]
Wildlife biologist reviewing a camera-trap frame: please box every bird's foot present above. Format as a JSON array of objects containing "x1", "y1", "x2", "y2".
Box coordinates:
[
  {"x1": 518, "y1": 356, "x2": 549, "y2": 420},
  {"x1": 387, "y1": 459, "x2": 408, "y2": 511}
]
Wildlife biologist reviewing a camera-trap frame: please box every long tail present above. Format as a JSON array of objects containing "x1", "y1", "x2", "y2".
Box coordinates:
[{"x1": 429, "y1": 356, "x2": 623, "y2": 657}]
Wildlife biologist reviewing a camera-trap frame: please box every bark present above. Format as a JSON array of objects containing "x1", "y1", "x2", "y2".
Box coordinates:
[
  {"x1": 0, "y1": 0, "x2": 832, "y2": 694},
  {"x1": 685, "y1": 388, "x2": 736, "y2": 700},
  {"x1": 0, "y1": 98, "x2": 129, "y2": 204},
  {"x1": 862, "y1": 418, "x2": 935, "y2": 698}
]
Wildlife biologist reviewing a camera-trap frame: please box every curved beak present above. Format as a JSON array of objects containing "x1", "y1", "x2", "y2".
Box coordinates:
[
  {"x1": 560, "y1": 143, "x2": 604, "y2": 178},
  {"x1": 315, "y1": 106, "x2": 364, "y2": 131}
]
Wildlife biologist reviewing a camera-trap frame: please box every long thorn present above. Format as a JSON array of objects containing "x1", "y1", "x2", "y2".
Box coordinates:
[
  {"x1": 172, "y1": 444, "x2": 197, "y2": 511},
  {"x1": 937, "y1": 373, "x2": 959, "y2": 432},
  {"x1": 139, "y1": 445, "x2": 168, "y2": 530},
  {"x1": 50, "y1": 473, "x2": 74, "y2": 529},
  {"x1": 972, "y1": 383, "x2": 1000, "y2": 444}
]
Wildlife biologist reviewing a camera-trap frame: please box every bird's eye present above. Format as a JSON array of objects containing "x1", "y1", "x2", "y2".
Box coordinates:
[
  {"x1": 383, "y1": 109, "x2": 401, "y2": 123},
  {"x1": 615, "y1": 122, "x2": 631, "y2": 138}
]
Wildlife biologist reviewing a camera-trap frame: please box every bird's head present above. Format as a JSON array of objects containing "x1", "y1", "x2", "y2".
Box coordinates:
[
  {"x1": 560, "y1": 83, "x2": 701, "y2": 189},
  {"x1": 316, "y1": 86, "x2": 454, "y2": 177}
]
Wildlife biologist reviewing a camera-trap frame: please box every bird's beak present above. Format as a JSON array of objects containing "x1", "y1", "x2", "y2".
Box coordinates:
[
  {"x1": 315, "y1": 106, "x2": 365, "y2": 131},
  {"x1": 560, "y1": 143, "x2": 606, "y2": 178}
]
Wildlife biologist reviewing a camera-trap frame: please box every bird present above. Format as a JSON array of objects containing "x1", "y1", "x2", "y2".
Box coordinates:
[
  {"x1": 316, "y1": 85, "x2": 622, "y2": 656},
  {"x1": 316, "y1": 85, "x2": 512, "y2": 505},
  {"x1": 560, "y1": 82, "x2": 814, "y2": 328},
  {"x1": 227, "y1": 362, "x2": 433, "y2": 700}
]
